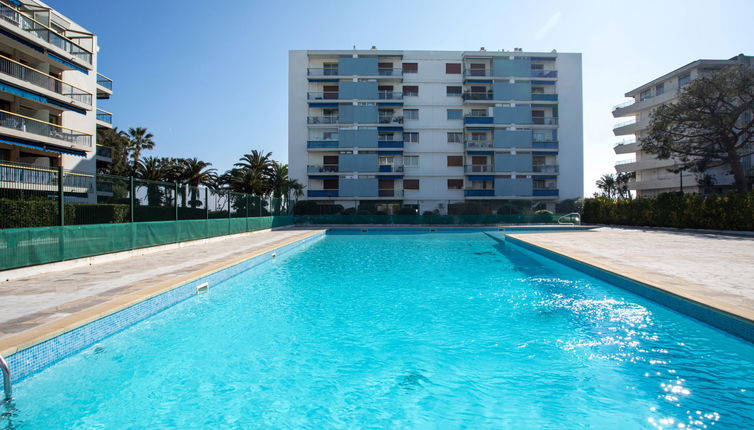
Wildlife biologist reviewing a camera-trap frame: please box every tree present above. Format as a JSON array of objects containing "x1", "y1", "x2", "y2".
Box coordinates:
[
  {"x1": 135, "y1": 156, "x2": 169, "y2": 206},
  {"x1": 268, "y1": 161, "x2": 304, "y2": 214},
  {"x1": 641, "y1": 64, "x2": 754, "y2": 193},
  {"x1": 595, "y1": 174, "x2": 617, "y2": 200},
  {"x1": 97, "y1": 127, "x2": 131, "y2": 176},
  {"x1": 127, "y1": 127, "x2": 155, "y2": 171},
  {"x1": 615, "y1": 172, "x2": 635, "y2": 200},
  {"x1": 180, "y1": 158, "x2": 217, "y2": 208}
]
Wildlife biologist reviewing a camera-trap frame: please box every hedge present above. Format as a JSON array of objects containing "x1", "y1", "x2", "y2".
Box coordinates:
[{"x1": 582, "y1": 192, "x2": 754, "y2": 231}]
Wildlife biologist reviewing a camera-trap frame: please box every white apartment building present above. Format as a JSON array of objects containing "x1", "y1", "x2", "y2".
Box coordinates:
[
  {"x1": 613, "y1": 54, "x2": 753, "y2": 197},
  {"x1": 289, "y1": 49, "x2": 583, "y2": 214},
  {"x1": 0, "y1": 0, "x2": 113, "y2": 201}
]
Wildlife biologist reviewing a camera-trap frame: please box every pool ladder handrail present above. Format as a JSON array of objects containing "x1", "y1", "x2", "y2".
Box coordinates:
[
  {"x1": 0, "y1": 354, "x2": 10, "y2": 402},
  {"x1": 557, "y1": 212, "x2": 581, "y2": 225}
]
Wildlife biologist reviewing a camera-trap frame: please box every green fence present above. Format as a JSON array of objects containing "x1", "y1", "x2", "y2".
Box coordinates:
[
  {"x1": 0, "y1": 216, "x2": 294, "y2": 271},
  {"x1": 293, "y1": 213, "x2": 574, "y2": 225}
]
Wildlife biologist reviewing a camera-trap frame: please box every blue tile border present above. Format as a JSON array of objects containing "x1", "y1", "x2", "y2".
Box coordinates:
[
  {"x1": 6, "y1": 231, "x2": 326, "y2": 383},
  {"x1": 504, "y1": 235, "x2": 754, "y2": 344}
]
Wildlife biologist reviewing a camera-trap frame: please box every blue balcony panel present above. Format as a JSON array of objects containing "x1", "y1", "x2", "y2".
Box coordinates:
[
  {"x1": 533, "y1": 189, "x2": 559, "y2": 196},
  {"x1": 468, "y1": 175, "x2": 494, "y2": 181},
  {"x1": 532, "y1": 94, "x2": 558, "y2": 101},
  {"x1": 378, "y1": 140, "x2": 404, "y2": 148},
  {"x1": 532, "y1": 141, "x2": 559, "y2": 149},
  {"x1": 378, "y1": 150, "x2": 403, "y2": 155},
  {"x1": 465, "y1": 190, "x2": 494, "y2": 197},
  {"x1": 308, "y1": 102, "x2": 339, "y2": 108},
  {"x1": 466, "y1": 151, "x2": 493, "y2": 156},
  {"x1": 378, "y1": 126, "x2": 403, "y2": 132},
  {"x1": 464, "y1": 116, "x2": 493, "y2": 125},
  {"x1": 307, "y1": 141, "x2": 339, "y2": 148},
  {"x1": 380, "y1": 175, "x2": 403, "y2": 179},
  {"x1": 308, "y1": 190, "x2": 338, "y2": 198},
  {"x1": 308, "y1": 79, "x2": 339, "y2": 83},
  {"x1": 531, "y1": 80, "x2": 556, "y2": 86},
  {"x1": 378, "y1": 102, "x2": 403, "y2": 107}
]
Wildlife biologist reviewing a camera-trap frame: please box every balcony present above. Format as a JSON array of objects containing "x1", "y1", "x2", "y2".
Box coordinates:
[
  {"x1": 307, "y1": 116, "x2": 339, "y2": 125},
  {"x1": 464, "y1": 69, "x2": 491, "y2": 77},
  {"x1": 308, "y1": 189, "x2": 338, "y2": 198},
  {"x1": 530, "y1": 70, "x2": 558, "y2": 78},
  {"x1": 95, "y1": 144, "x2": 112, "y2": 159},
  {"x1": 378, "y1": 91, "x2": 402, "y2": 100},
  {"x1": 613, "y1": 119, "x2": 646, "y2": 136},
  {"x1": 465, "y1": 165, "x2": 493, "y2": 173},
  {"x1": 378, "y1": 165, "x2": 404, "y2": 173},
  {"x1": 96, "y1": 108, "x2": 113, "y2": 126},
  {"x1": 531, "y1": 94, "x2": 558, "y2": 101},
  {"x1": 463, "y1": 92, "x2": 493, "y2": 101},
  {"x1": 307, "y1": 92, "x2": 339, "y2": 100},
  {"x1": 533, "y1": 189, "x2": 559, "y2": 196},
  {"x1": 307, "y1": 140, "x2": 339, "y2": 149},
  {"x1": 306, "y1": 68, "x2": 402, "y2": 77},
  {"x1": 532, "y1": 117, "x2": 558, "y2": 125},
  {"x1": 0, "y1": 159, "x2": 93, "y2": 193},
  {"x1": 378, "y1": 115, "x2": 403, "y2": 124},
  {"x1": 378, "y1": 140, "x2": 403, "y2": 148},
  {"x1": 463, "y1": 114, "x2": 493, "y2": 125},
  {"x1": 532, "y1": 165, "x2": 559, "y2": 173},
  {"x1": 307, "y1": 164, "x2": 339, "y2": 173},
  {"x1": 465, "y1": 189, "x2": 494, "y2": 197},
  {"x1": 378, "y1": 189, "x2": 404, "y2": 197},
  {"x1": 463, "y1": 69, "x2": 558, "y2": 78},
  {"x1": 0, "y1": 109, "x2": 92, "y2": 148},
  {"x1": 614, "y1": 139, "x2": 638, "y2": 155},
  {"x1": 0, "y1": 1, "x2": 93, "y2": 64},
  {"x1": 0, "y1": 55, "x2": 92, "y2": 105},
  {"x1": 464, "y1": 141, "x2": 493, "y2": 149},
  {"x1": 532, "y1": 140, "x2": 559, "y2": 149}
]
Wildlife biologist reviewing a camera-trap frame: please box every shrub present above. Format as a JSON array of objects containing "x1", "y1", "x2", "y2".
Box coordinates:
[
  {"x1": 582, "y1": 192, "x2": 754, "y2": 231},
  {"x1": 535, "y1": 209, "x2": 553, "y2": 215}
]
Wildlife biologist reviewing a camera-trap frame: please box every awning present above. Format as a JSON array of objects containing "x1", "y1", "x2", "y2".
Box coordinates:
[{"x1": 0, "y1": 136, "x2": 87, "y2": 157}]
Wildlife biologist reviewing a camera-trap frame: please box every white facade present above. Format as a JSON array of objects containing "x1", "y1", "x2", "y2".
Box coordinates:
[
  {"x1": 289, "y1": 49, "x2": 583, "y2": 214},
  {"x1": 613, "y1": 54, "x2": 753, "y2": 197},
  {"x1": 0, "y1": 0, "x2": 113, "y2": 201}
]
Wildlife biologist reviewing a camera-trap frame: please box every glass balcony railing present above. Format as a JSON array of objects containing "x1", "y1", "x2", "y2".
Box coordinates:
[
  {"x1": 532, "y1": 165, "x2": 559, "y2": 173},
  {"x1": 378, "y1": 115, "x2": 403, "y2": 124},
  {"x1": 530, "y1": 70, "x2": 558, "y2": 78},
  {"x1": 0, "y1": 0, "x2": 92, "y2": 64},
  {"x1": 97, "y1": 74, "x2": 113, "y2": 90},
  {"x1": 464, "y1": 141, "x2": 493, "y2": 149},
  {"x1": 532, "y1": 117, "x2": 558, "y2": 125},
  {"x1": 0, "y1": 109, "x2": 92, "y2": 147},
  {"x1": 463, "y1": 69, "x2": 558, "y2": 78},
  {"x1": 378, "y1": 165, "x2": 404, "y2": 173},
  {"x1": 463, "y1": 92, "x2": 493, "y2": 101},
  {"x1": 307, "y1": 165, "x2": 339, "y2": 173},
  {"x1": 614, "y1": 119, "x2": 637, "y2": 129},
  {"x1": 378, "y1": 189, "x2": 403, "y2": 197},
  {"x1": 307, "y1": 116, "x2": 339, "y2": 124},
  {"x1": 614, "y1": 100, "x2": 635, "y2": 110},
  {"x1": 96, "y1": 145, "x2": 113, "y2": 158},
  {"x1": 0, "y1": 55, "x2": 92, "y2": 105},
  {"x1": 614, "y1": 139, "x2": 637, "y2": 148},
  {"x1": 465, "y1": 165, "x2": 493, "y2": 173},
  {"x1": 378, "y1": 91, "x2": 402, "y2": 100},
  {"x1": 464, "y1": 69, "x2": 491, "y2": 77},
  {"x1": 307, "y1": 68, "x2": 402, "y2": 76},
  {"x1": 307, "y1": 92, "x2": 339, "y2": 100},
  {"x1": 96, "y1": 109, "x2": 113, "y2": 124}
]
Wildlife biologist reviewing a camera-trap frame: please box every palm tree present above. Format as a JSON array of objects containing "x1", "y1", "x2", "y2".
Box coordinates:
[
  {"x1": 181, "y1": 158, "x2": 217, "y2": 208},
  {"x1": 595, "y1": 173, "x2": 617, "y2": 200},
  {"x1": 127, "y1": 127, "x2": 155, "y2": 171},
  {"x1": 268, "y1": 161, "x2": 304, "y2": 214},
  {"x1": 235, "y1": 150, "x2": 273, "y2": 189},
  {"x1": 615, "y1": 172, "x2": 635, "y2": 200},
  {"x1": 97, "y1": 127, "x2": 131, "y2": 176},
  {"x1": 135, "y1": 156, "x2": 169, "y2": 206}
]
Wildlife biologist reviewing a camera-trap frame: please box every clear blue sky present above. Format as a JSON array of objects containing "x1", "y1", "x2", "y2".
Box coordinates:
[{"x1": 46, "y1": 0, "x2": 754, "y2": 195}]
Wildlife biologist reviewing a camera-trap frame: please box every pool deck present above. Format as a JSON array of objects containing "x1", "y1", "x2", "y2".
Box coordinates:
[
  {"x1": 0, "y1": 227, "x2": 325, "y2": 356},
  {"x1": 506, "y1": 227, "x2": 754, "y2": 324}
]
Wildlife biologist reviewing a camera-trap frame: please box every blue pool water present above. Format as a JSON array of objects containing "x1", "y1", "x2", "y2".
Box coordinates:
[{"x1": 3, "y1": 231, "x2": 754, "y2": 429}]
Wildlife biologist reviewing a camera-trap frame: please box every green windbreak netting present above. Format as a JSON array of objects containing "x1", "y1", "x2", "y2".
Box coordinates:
[
  {"x1": 293, "y1": 214, "x2": 565, "y2": 225},
  {"x1": 0, "y1": 216, "x2": 294, "y2": 271}
]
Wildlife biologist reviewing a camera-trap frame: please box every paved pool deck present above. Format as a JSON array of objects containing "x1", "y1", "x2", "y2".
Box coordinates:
[
  {"x1": 506, "y1": 227, "x2": 754, "y2": 324},
  {"x1": 0, "y1": 227, "x2": 325, "y2": 356}
]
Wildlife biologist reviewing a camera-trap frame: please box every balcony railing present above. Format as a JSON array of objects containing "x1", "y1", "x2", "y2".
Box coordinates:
[
  {"x1": 97, "y1": 74, "x2": 113, "y2": 90},
  {"x1": 463, "y1": 69, "x2": 558, "y2": 78},
  {"x1": 464, "y1": 141, "x2": 493, "y2": 149},
  {"x1": 0, "y1": 159, "x2": 93, "y2": 190},
  {"x1": 533, "y1": 188, "x2": 559, "y2": 196},
  {"x1": 378, "y1": 115, "x2": 403, "y2": 124},
  {"x1": 96, "y1": 145, "x2": 112, "y2": 158},
  {"x1": 307, "y1": 92, "x2": 339, "y2": 100},
  {"x1": 308, "y1": 189, "x2": 338, "y2": 197},
  {"x1": 307, "y1": 116, "x2": 339, "y2": 124},
  {"x1": 307, "y1": 141, "x2": 339, "y2": 149},
  {"x1": 464, "y1": 69, "x2": 491, "y2": 77},
  {"x1": 307, "y1": 164, "x2": 339, "y2": 173},
  {"x1": 614, "y1": 139, "x2": 637, "y2": 148},
  {"x1": 465, "y1": 189, "x2": 494, "y2": 197},
  {"x1": 378, "y1": 189, "x2": 404, "y2": 197},
  {"x1": 0, "y1": 55, "x2": 92, "y2": 105},
  {"x1": 378, "y1": 91, "x2": 402, "y2": 100},
  {"x1": 465, "y1": 165, "x2": 493, "y2": 173},
  {"x1": 0, "y1": 0, "x2": 92, "y2": 64},
  {"x1": 614, "y1": 100, "x2": 635, "y2": 110},
  {"x1": 530, "y1": 70, "x2": 558, "y2": 78},
  {"x1": 96, "y1": 109, "x2": 113, "y2": 124},
  {"x1": 532, "y1": 165, "x2": 559, "y2": 173},
  {"x1": 306, "y1": 68, "x2": 402, "y2": 76},
  {"x1": 378, "y1": 165, "x2": 404, "y2": 173},
  {"x1": 0, "y1": 109, "x2": 92, "y2": 147},
  {"x1": 614, "y1": 119, "x2": 637, "y2": 129},
  {"x1": 532, "y1": 117, "x2": 558, "y2": 125},
  {"x1": 463, "y1": 92, "x2": 493, "y2": 101}
]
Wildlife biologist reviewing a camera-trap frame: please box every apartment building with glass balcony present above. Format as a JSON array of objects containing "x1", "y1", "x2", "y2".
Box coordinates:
[
  {"x1": 289, "y1": 49, "x2": 583, "y2": 214},
  {"x1": 0, "y1": 0, "x2": 114, "y2": 201},
  {"x1": 613, "y1": 54, "x2": 753, "y2": 197}
]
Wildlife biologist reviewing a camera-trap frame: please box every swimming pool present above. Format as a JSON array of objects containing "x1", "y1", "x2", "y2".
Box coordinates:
[{"x1": 3, "y1": 230, "x2": 754, "y2": 428}]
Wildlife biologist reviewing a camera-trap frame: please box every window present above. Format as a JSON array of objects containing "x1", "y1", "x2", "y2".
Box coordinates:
[
  {"x1": 446, "y1": 86, "x2": 462, "y2": 96},
  {"x1": 447, "y1": 179, "x2": 464, "y2": 190},
  {"x1": 405, "y1": 132, "x2": 419, "y2": 143},
  {"x1": 323, "y1": 63, "x2": 338, "y2": 76},
  {"x1": 379, "y1": 156, "x2": 394, "y2": 166},
  {"x1": 404, "y1": 155, "x2": 419, "y2": 167},
  {"x1": 403, "y1": 62, "x2": 418, "y2": 73},
  {"x1": 403, "y1": 85, "x2": 419, "y2": 96},
  {"x1": 447, "y1": 132, "x2": 463, "y2": 143},
  {"x1": 678, "y1": 73, "x2": 691, "y2": 87},
  {"x1": 403, "y1": 179, "x2": 420, "y2": 189},
  {"x1": 447, "y1": 156, "x2": 463, "y2": 167},
  {"x1": 323, "y1": 179, "x2": 338, "y2": 190},
  {"x1": 471, "y1": 132, "x2": 487, "y2": 141},
  {"x1": 531, "y1": 64, "x2": 544, "y2": 70},
  {"x1": 379, "y1": 132, "x2": 394, "y2": 141},
  {"x1": 323, "y1": 155, "x2": 339, "y2": 165},
  {"x1": 471, "y1": 108, "x2": 488, "y2": 117},
  {"x1": 640, "y1": 89, "x2": 652, "y2": 101},
  {"x1": 469, "y1": 63, "x2": 486, "y2": 76},
  {"x1": 447, "y1": 109, "x2": 462, "y2": 120},
  {"x1": 531, "y1": 86, "x2": 545, "y2": 94},
  {"x1": 656, "y1": 83, "x2": 665, "y2": 96},
  {"x1": 404, "y1": 109, "x2": 419, "y2": 120},
  {"x1": 445, "y1": 63, "x2": 461, "y2": 74}
]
